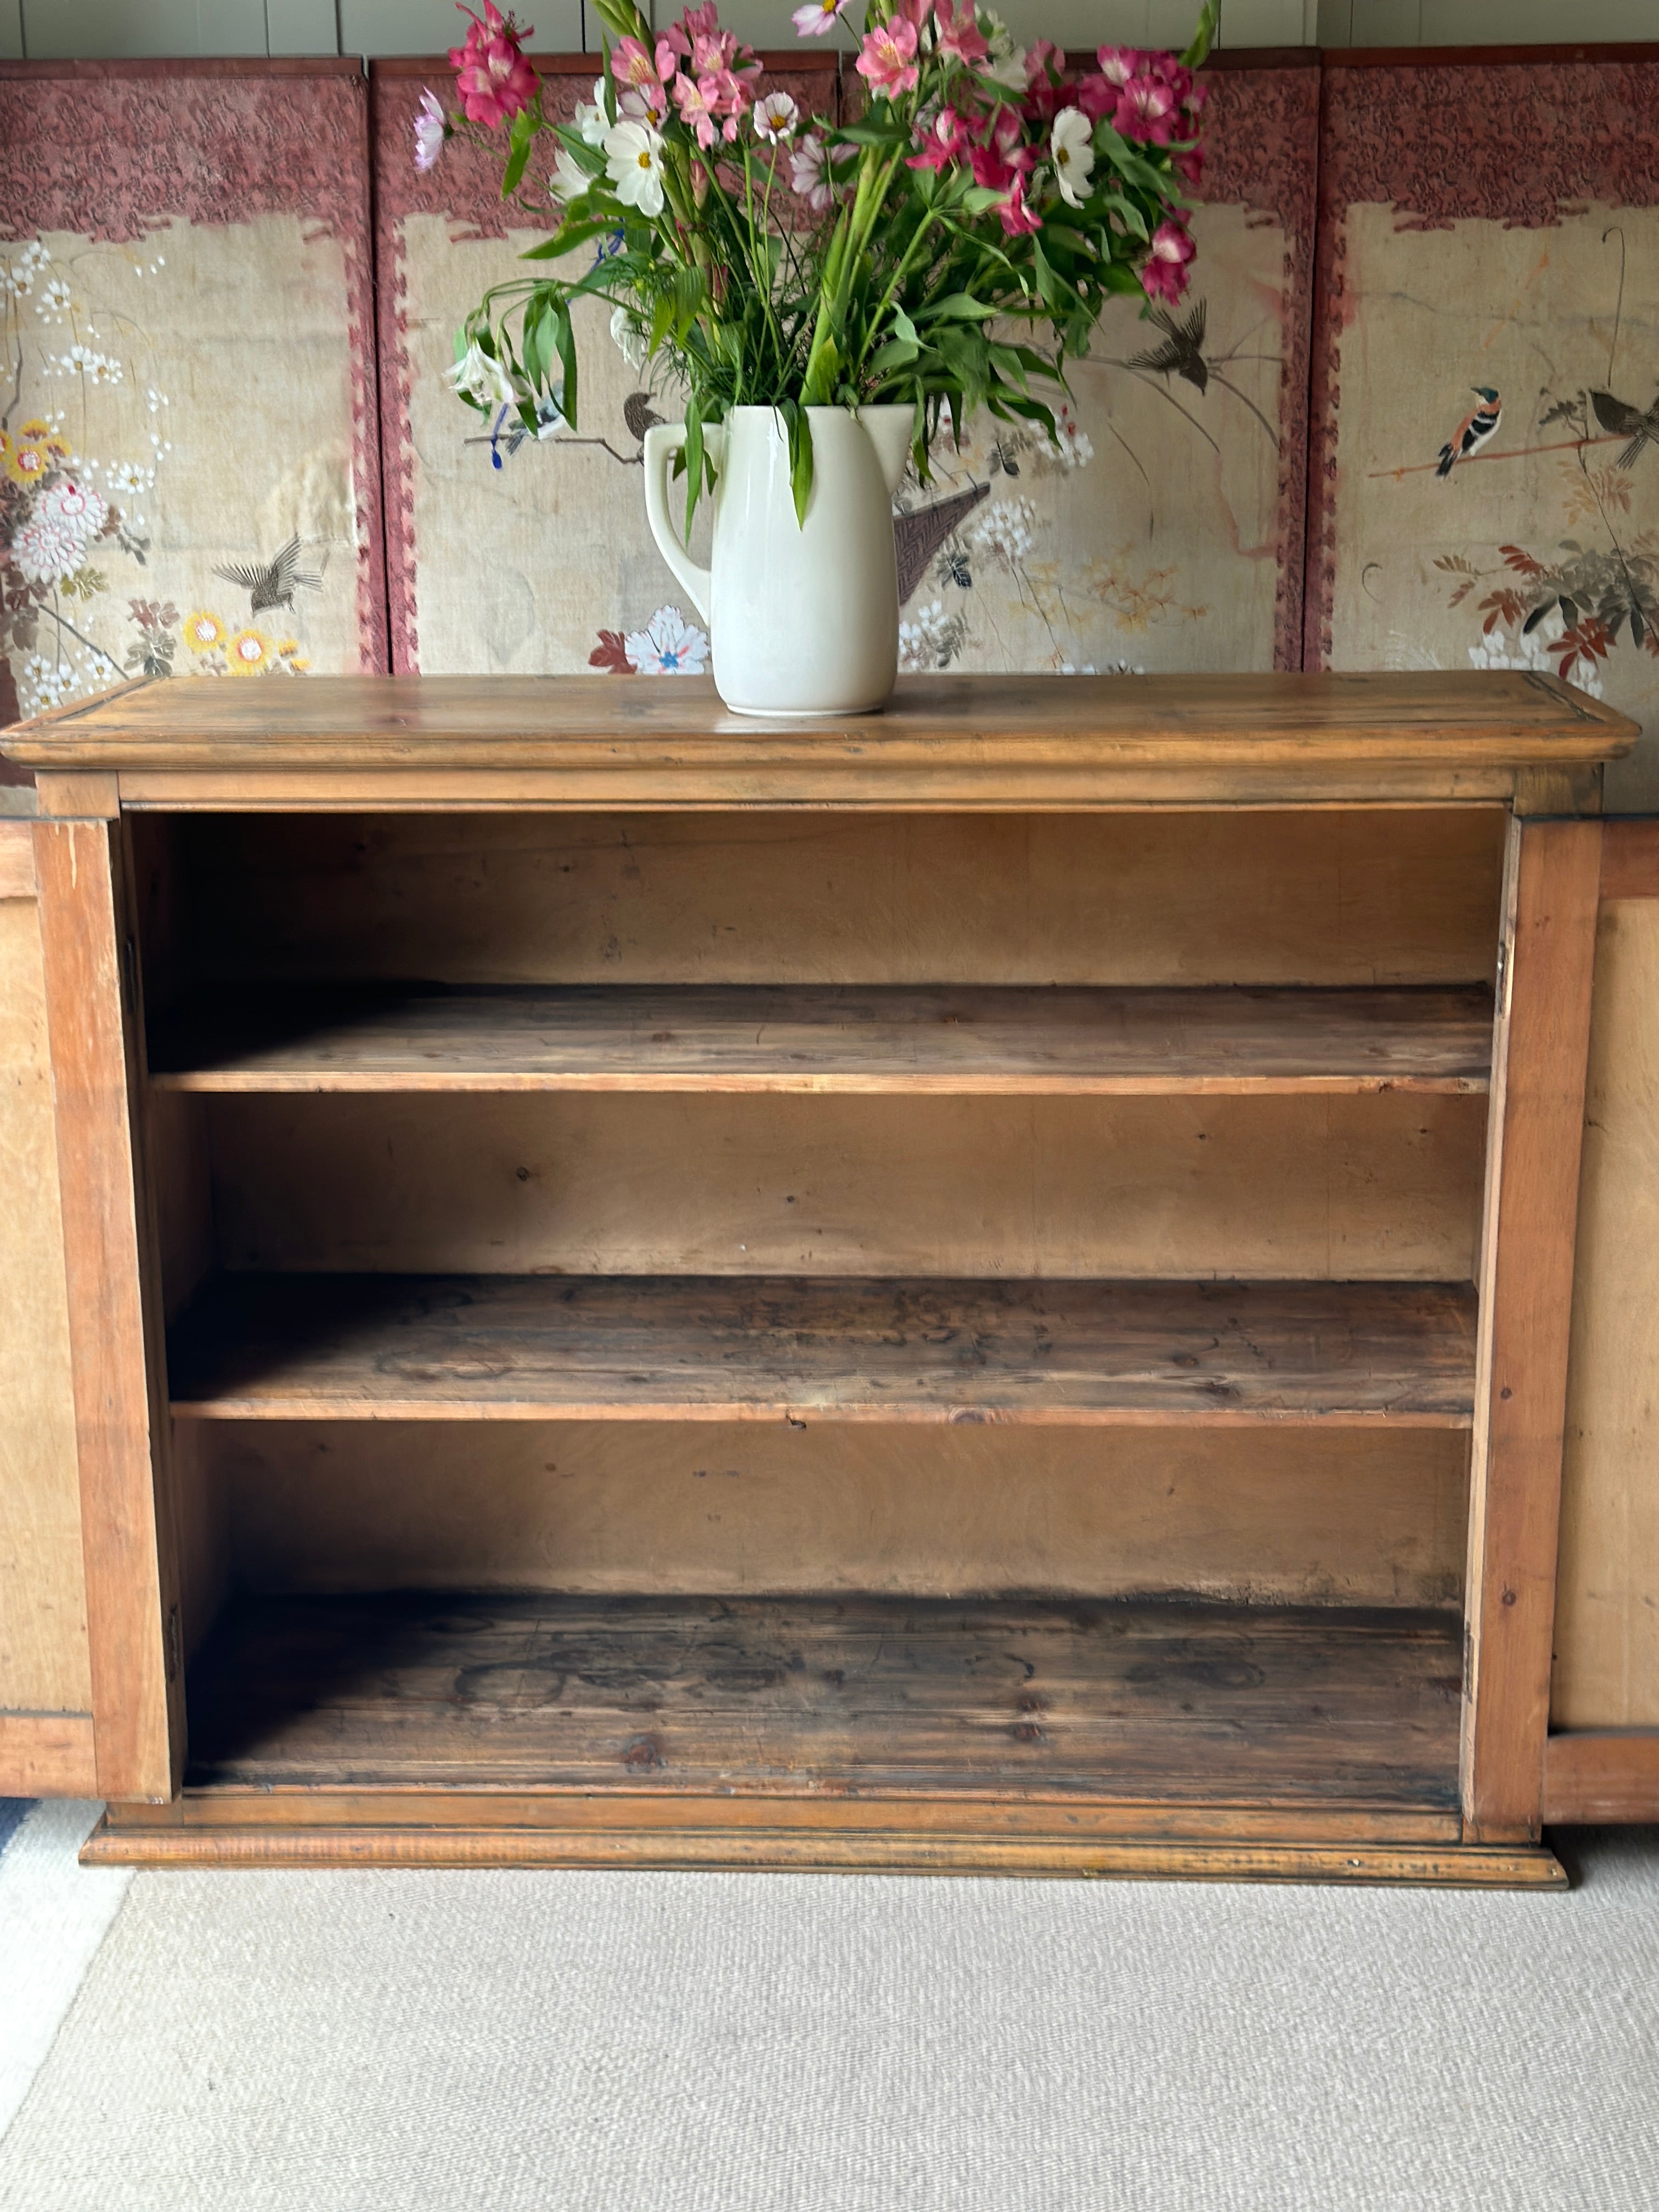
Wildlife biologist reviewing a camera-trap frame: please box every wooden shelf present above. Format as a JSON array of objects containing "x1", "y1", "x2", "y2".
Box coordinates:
[
  {"x1": 147, "y1": 983, "x2": 1494, "y2": 1096},
  {"x1": 166, "y1": 1273, "x2": 1477, "y2": 1426},
  {"x1": 178, "y1": 1592, "x2": 1465, "y2": 1811}
]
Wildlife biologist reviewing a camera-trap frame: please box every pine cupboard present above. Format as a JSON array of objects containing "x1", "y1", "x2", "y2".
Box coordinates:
[{"x1": 0, "y1": 670, "x2": 1651, "y2": 1882}]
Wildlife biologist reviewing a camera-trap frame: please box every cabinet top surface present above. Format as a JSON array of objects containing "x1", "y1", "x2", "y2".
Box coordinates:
[{"x1": 4, "y1": 672, "x2": 1634, "y2": 812}]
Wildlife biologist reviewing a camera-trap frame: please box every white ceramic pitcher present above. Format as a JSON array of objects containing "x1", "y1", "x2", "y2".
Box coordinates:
[{"x1": 642, "y1": 404, "x2": 913, "y2": 716}]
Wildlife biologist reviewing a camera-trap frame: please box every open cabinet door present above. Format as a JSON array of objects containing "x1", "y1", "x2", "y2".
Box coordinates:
[
  {"x1": 0, "y1": 818, "x2": 97, "y2": 1795},
  {"x1": 1549, "y1": 824, "x2": 1659, "y2": 1822}
]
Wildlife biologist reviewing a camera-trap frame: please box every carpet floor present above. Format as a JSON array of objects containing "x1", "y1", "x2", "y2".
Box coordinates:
[{"x1": 0, "y1": 1826, "x2": 1656, "y2": 2211}]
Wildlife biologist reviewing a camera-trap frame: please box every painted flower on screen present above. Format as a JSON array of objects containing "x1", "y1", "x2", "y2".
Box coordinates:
[{"x1": 622, "y1": 606, "x2": 710, "y2": 673}]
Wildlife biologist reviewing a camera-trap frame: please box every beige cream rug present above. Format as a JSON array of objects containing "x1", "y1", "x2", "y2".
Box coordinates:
[{"x1": 1, "y1": 1829, "x2": 1656, "y2": 2211}]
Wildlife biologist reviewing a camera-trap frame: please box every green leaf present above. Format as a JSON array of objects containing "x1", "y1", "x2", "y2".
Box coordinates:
[
  {"x1": 960, "y1": 185, "x2": 1008, "y2": 217},
  {"x1": 836, "y1": 119, "x2": 910, "y2": 148},
  {"x1": 913, "y1": 292, "x2": 997, "y2": 324},
  {"x1": 521, "y1": 213, "x2": 625, "y2": 261},
  {"x1": 685, "y1": 400, "x2": 705, "y2": 538},
  {"x1": 1181, "y1": 0, "x2": 1221, "y2": 70},
  {"x1": 869, "y1": 337, "x2": 922, "y2": 374},
  {"x1": 555, "y1": 303, "x2": 579, "y2": 430},
  {"x1": 781, "y1": 399, "x2": 814, "y2": 528},
  {"x1": 501, "y1": 105, "x2": 537, "y2": 200}
]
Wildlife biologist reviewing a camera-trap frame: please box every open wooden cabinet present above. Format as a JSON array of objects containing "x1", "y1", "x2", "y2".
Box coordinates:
[{"x1": 0, "y1": 670, "x2": 1648, "y2": 1880}]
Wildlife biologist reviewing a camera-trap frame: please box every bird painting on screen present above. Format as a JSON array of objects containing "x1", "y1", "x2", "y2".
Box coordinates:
[
  {"x1": 212, "y1": 534, "x2": 324, "y2": 614},
  {"x1": 1436, "y1": 388, "x2": 1502, "y2": 478}
]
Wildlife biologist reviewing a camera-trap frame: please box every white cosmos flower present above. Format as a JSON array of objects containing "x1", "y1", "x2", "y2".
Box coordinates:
[
  {"x1": 753, "y1": 91, "x2": 799, "y2": 143},
  {"x1": 621, "y1": 80, "x2": 670, "y2": 127},
  {"x1": 444, "y1": 338, "x2": 517, "y2": 408},
  {"x1": 575, "y1": 77, "x2": 611, "y2": 146},
  {"x1": 413, "y1": 88, "x2": 446, "y2": 172},
  {"x1": 605, "y1": 120, "x2": 665, "y2": 219},
  {"x1": 610, "y1": 305, "x2": 648, "y2": 372},
  {"x1": 552, "y1": 145, "x2": 592, "y2": 202},
  {"x1": 1050, "y1": 107, "x2": 1094, "y2": 209}
]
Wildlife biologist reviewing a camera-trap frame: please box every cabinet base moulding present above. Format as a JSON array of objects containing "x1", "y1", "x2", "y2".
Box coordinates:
[{"x1": 82, "y1": 1807, "x2": 1564, "y2": 1886}]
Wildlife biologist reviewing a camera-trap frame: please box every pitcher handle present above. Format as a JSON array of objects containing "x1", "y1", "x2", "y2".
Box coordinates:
[{"x1": 643, "y1": 422, "x2": 718, "y2": 627}]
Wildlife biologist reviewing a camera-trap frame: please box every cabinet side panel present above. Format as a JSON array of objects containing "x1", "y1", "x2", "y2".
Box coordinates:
[
  {"x1": 1554, "y1": 899, "x2": 1659, "y2": 1730},
  {"x1": 32, "y1": 819, "x2": 179, "y2": 1799},
  {"x1": 0, "y1": 834, "x2": 93, "y2": 1740},
  {"x1": 1463, "y1": 818, "x2": 1601, "y2": 1838}
]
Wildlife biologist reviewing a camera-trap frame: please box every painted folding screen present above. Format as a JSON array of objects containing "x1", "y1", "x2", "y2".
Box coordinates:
[
  {"x1": 1307, "y1": 47, "x2": 1659, "y2": 810},
  {"x1": 0, "y1": 58, "x2": 386, "y2": 766},
  {"x1": 374, "y1": 49, "x2": 1315, "y2": 678}
]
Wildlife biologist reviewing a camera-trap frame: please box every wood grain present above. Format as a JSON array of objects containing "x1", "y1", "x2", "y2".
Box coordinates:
[
  {"x1": 178, "y1": 809, "x2": 1509, "y2": 991},
  {"x1": 0, "y1": 827, "x2": 34, "y2": 901},
  {"x1": 167, "y1": 1274, "x2": 1478, "y2": 1427},
  {"x1": 81, "y1": 1816, "x2": 1565, "y2": 1885},
  {"x1": 31, "y1": 819, "x2": 179, "y2": 1799},
  {"x1": 89, "y1": 1786, "x2": 1464, "y2": 1847},
  {"x1": 0, "y1": 862, "x2": 91, "y2": 1717},
  {"x1": 1542, "y1": 1731, "x2": 1659, "y2": 1824},
  {"x1": 1554, "y1": 899, "x2": 1659, "y2": 1729},
  {"x1": 148, "y1": 983, "x2": 1495, "y2": 1097},
  {"x1": 3, "y1": 671, "x2": 1635, "y2": 770},
  {"x1": 0, "y1": 1710, "x2": 97, "y2": 1796},
  {"x1": 1599, "y1": 819, "x2": 1659, "y2": 902},
  {"x1": 178, "y1": 1592, "x2": 1466, "y2": 1809},
  {"x1": 206, "y1": 1420, "x2": 1469, "y2": 1611},
  {"x1": 1462, "y1": 819, "x2": 1603, "y2": 1840},
  {"x1": 200, "y1": 1091, "x2": 1487, "y2": 1283}
]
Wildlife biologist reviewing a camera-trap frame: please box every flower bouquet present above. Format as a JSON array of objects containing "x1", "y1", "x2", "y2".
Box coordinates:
[{"x1": 427, "y1": 0, "x2": 1218, "y2": 712}]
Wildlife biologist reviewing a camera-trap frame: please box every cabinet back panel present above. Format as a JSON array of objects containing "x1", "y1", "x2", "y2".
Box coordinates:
[
  {"x1": 202, "y1": 1421, "x2": 1470, "y2": 1612},
  {"x1": 176, "y1": 809, "x2": 1506, "y2": 989},
  {"x1": 205, "y1": 1091, "x2": 1485, "y2": 1280}
]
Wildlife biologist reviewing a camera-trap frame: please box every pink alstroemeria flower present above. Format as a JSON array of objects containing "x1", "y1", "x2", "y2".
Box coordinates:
[
  {"x1": 622, "y1": 78, "x2": 670, "y2": 126},
  {"x1": 1097, "y1": 45, "x2": 1141, "y2": 89},
  {"x1": 1142, "y1": 216, "x2": 1195, "y2": 301},
  {"x1": 1024, "y1": 37, "x2": 1063, "y2": 86},
  {"x1": 907, "y1": 103, "x2": 972, "y2": 171},
  {"x1": 968, "y1": 141, "x2": 1013, "y2": 191},
  {"x1": 997, "y1": 174, "x2": 1042, "y2": 237},
  {"x1": 612, "y1": 36, "x2": 656, "y2": 87},
  {"x1": 793, "y1": 0, "x2": 852, "y2": 32},
  {"x1": 1172, "y1": 143, "x2": 1204, "y2": 188},
  {"x1": 448, "y1": 1, "x2": 539, "y2": 129},
  {"x1": 1115, "y1": 74, "x2": 1177, "y2": 144},
  {"x1": 989, "y1": 103, "x2": 1034, "y2": 168},
  {"x1": 672, "y1": 69, "x2": 722, "y2": 146},
  {"x1": 856, "y1": 17, "x2": 920, "y2": 99},
  {"x1": 1073, "y1": 73, "x2": 1115, "y2": 123},
  {"x1": 692, "y1": 28, "x2": 737, "y2": 73},
  {"x1": 934, "y1": 0, "x2": 987, "y2": 65}
]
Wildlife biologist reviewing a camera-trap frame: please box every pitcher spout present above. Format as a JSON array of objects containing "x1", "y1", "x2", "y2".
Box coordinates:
[{"x1": 857, "y1": 404, "x2": 915, "y2": 500}]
